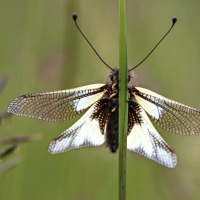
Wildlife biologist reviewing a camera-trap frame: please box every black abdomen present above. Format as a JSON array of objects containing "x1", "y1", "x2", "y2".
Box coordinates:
[{"x1": 106, "y1": 109, "x2": 118, "y2": 153}]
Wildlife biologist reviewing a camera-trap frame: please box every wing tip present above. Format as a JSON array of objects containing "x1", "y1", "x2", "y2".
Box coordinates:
[
  {"x1": 48, "y1": 140, "x2": 57, "y2": 154},
  {"x1": 159, "y1": 151, "x2": 178, "y2": 168},
  {"x1": 48, "y1": 139, "x2": 65, "y2": 155},
  {"x1": 7, "y1": 96, "x2": 24, "y2": 114}
]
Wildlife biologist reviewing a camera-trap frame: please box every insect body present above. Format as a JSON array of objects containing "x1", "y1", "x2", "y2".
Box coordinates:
[
  {"x1": 7, "y1": 14, "x2": 200, "y2": 168},
  {"x1": 7, "y1": 67, "x2": 200, "y2": 168}
]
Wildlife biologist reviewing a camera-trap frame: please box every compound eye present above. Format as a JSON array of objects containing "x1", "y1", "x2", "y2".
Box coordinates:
[
  {"x1": 110, "y1": 75, "x2": 114, "y2": 82},
  {"x1": 128, "y1": 75, "x2": 131, "y2": 82}
]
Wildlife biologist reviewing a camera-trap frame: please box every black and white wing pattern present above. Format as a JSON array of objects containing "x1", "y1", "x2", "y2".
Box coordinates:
[
  {"x1": 127, "y1": 108, "x2": 177, "y2": 168},
  {"x1": 48, "y1": 104, "x2": 105, "y2": 154},
  {"x1": 7, "y1": 84, "x2": 105, "y2": 122},
  {"x1": 134, "y1": 87, "x2": 200, "y2": 135}
]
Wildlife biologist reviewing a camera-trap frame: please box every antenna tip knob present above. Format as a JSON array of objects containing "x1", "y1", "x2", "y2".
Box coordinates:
[
  {"x1": 72, "y1": 13, "x2": 78, "y2": 21},
  {"x1": 172, "y1": 16, "x2": 177, "y2": 24}
]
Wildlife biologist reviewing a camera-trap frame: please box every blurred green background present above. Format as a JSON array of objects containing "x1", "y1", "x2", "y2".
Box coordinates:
[{"x1": 1, "y1": 1, "x2": 200, "y2": 200}]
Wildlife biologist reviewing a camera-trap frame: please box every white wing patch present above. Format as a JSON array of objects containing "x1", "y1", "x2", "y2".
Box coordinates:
[
  {"x1": 135, "y1": 96, "x2": 164, "y2": 120},
  {"x1": 135, "y1": 88, "x2": 164, "y2": 120},
  {"x1": 48, "y1": 104, "x2": 105, "y2": 154},
  {"x1": 127, "y1": 108, "x2": 177, "y2": 168}
]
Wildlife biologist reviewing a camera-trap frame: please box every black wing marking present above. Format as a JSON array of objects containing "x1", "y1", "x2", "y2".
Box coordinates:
[
  {"x1": 48, "y1": 104, "x2": 105, "y2": 154},
  {"x1": 127, "y1": 107, "x2": 177, "y2": 168},
  {"x1": 7, "y1": 84, "x2": 105, "y2": 122},
  {"x1": 135, "y1": 87, "x2": 200, "y2": 135}
]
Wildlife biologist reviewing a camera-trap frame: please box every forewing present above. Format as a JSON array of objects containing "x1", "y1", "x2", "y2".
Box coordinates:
[
  {"x1": 7, "y1": 84, "x2": 105, "y2": 122},
  {"x1": 135, "y1": 87, "x2": 200, "y2": 135},
  {"x1": 127, "y1": 108, "x2": 177, "y2": 168},
  {"x1": 48, "y1": 104, "x2": 105, "y2": 154}
]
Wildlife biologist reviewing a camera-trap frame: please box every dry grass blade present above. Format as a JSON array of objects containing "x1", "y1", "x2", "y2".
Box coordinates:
[
  {"x1": 0, "y1": 157, "x2": 20, "y2": 175},
  {"x1": 0, "y1": 74, "x2": 9, "y2": 92},
  {"x1": 0, "y1": 143, "x2": 18, "y2": 158},
  {"x1": 0, "y1": 133, "x2": 42, "y2": 145}
]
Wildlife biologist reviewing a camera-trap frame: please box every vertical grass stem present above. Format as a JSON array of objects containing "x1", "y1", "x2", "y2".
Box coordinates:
[{"x1": 118, "y1": 0, "x2": 128, "y2": 199}]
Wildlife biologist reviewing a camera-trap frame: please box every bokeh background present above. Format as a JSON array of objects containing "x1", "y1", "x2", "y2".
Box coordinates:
[{"x1": 1, "y1": 1, "x2": 200, "y2": 200}]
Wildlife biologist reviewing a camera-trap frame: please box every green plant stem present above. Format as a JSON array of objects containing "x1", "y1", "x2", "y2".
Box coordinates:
[{"x1": 118, "y1": 0, "x2": 128, "y2": 200}]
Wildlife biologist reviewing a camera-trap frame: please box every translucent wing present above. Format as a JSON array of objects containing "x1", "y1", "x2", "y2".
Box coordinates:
[
  {"x1": 135, "y1": 87, "x2": 200, "y2": 135},
  {"x1": 48, "y1": 104, "x2": 105, "y2": 154},
  {"x1": 7, "y1": 84, "x2": 105, "y2": 122},
  {"x1": 127, "y1": 108, "x2": 177, "y2": 168}
]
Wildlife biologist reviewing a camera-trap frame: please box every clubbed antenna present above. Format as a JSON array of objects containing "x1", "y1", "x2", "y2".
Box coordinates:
[
  {"x1": 72, "y1": 13, "x2": 113, "y2": 71},
  {"x1": 129, "y1": 17, "x2": 177, "y2": 71}
]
